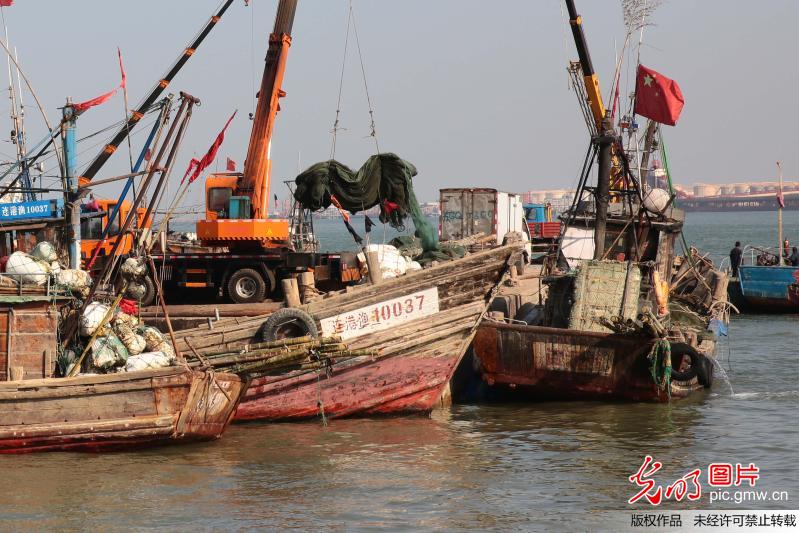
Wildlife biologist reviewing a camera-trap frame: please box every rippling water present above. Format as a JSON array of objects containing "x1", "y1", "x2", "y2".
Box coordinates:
[{"x1": 3, "y1": 211, "x2": 797, "y2": 530}]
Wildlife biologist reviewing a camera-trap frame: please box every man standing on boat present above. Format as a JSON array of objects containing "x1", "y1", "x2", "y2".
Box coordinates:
[
  {"x1": 730, "y1": 241, "x2": 743, "y2": 277},
  {"x1": 789, "y1": 247, "x2": 799, "y2": 267}
]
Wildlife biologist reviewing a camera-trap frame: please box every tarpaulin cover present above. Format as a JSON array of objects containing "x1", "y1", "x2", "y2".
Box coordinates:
[{"x1": 293, "y1": 153, "x2": 438, "y2": 251}]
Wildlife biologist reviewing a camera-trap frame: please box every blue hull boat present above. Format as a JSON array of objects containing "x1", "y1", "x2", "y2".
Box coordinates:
[{"x1": 730, "y1": 265, "x2": 799, "y2": 312}]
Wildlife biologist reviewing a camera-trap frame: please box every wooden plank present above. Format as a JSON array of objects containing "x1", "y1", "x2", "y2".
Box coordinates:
[{"x1": 0, "y1": 414, "x2": 177, "y2": 439}]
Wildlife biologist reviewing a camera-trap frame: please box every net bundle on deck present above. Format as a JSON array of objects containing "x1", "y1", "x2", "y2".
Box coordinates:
[{"x1": 293, "y1": 153, "x2": 438, "y2": 251}]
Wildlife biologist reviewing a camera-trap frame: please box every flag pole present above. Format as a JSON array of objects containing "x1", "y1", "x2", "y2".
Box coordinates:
[{"x1": 778, "y1": 161, "x2": 784, "y2": 266}]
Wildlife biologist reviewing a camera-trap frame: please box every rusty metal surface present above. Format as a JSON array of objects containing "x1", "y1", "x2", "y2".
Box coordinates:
[{"x1": 474, "y1": 322, "x2": 702, "y2": 402}]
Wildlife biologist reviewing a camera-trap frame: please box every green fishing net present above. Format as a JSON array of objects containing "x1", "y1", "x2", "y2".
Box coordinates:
[{"x1": 293, "y1": 153, "x2": 438, "y2": 251}]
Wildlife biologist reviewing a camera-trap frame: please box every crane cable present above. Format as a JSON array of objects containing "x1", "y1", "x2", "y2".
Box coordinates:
[
  {"x1": 329, "y1": 0, "x2": 380, "y2": 157},
  {"x1": 329, "y1": 0, "x2": 353, "y2": 159}
]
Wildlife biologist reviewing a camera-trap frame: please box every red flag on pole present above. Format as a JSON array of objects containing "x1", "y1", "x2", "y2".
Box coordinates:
[
  {"x1": 226, "y1": 157, "x2": 236, "y2": 172},
  {"x1": 73, "y1": 50, "x2": 127, "y2": 113},
  {"x1": 634, "y1": 64, "x2": 685, "y2": 126},
  {"x1": 182, "y1": 110, "x2": 237, "y2": 184},
  {"x1": 118, "y1": 47, "x2": 126, "y2": 90},
  {"x1": 0, "y1": 1, "x2": 13, "y2": 7}
]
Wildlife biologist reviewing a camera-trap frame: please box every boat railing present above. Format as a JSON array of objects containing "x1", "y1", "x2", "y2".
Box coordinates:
[{"x1": 741, "y1": 244, "x2": 781, "y2": 267}]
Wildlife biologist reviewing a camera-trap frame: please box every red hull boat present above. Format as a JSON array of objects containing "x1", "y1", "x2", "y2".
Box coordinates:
[{"x1": 175, "y1": 245, "x2": 522, "y2": 421}]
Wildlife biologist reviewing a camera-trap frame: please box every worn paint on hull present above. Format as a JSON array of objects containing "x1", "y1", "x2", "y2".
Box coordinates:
[
  {"x1": 473, "y1": 323, "x2": 705, "y2": 402},
  {"x1": 731, "y1": 265, "x2": 799, "y2": 313},
  {"x1": 236, "y1": 354, "x2": 457, "y2": 421},
  {"x1": 0, "y1": 367, "x2": 246, "y2": 453}
]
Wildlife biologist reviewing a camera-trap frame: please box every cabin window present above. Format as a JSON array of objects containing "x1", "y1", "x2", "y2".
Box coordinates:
[
  {"x1": 80, "y1": 217, "x2": 103, "y2": 240},
  {"x1": 208, "y1": 187, "x2": 232, "y2": 216},
  {"x1": 106, "y1": 204, "x2": 121, "y2": 235}
]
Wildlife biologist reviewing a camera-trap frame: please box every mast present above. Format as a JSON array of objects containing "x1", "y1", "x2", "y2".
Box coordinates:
[
  {"x1": 778, "y1": 161, "x2": 784, "y2": 265},
  {"x1": 564, "y1": 0, "x2": 615, "y2": 259}
]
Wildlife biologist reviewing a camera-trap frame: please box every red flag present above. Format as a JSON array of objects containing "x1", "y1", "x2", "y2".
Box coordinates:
[
  {"x1": 634, "y1": 64, "x2": 685, "y2": 126},
  {"x1": 0, "y1": 1, "x2": 13, "y2": 6},
  {"x1": 73, "y1": 50, "x2": 127, "y2": 113},
  {"x1": 73, "y1": 87, "x2": 118, "y2": 113},
  {"x1": 118, "y1": 47, "x2": 126, "y2": 90},
  {"x1": 226, "y1": 157, "x2": 236, "y2": 172},
  {"x1": 182, "y1": 110, "x2": 237, "y2": 184}
]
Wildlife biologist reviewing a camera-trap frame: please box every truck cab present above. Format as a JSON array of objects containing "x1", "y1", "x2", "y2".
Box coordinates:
[
  {"x1": 80, "y1": 199, "x2": 145, "y2": 260},
  {"x1": 524, "y1": 202, "x2": 561, "y2": 242}
]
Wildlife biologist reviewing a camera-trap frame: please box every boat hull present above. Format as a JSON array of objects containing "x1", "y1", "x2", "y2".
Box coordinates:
[
  {"x1": 730, "y1": 265, "x2": 799, "y2": 313},
  {"x1": 473, "y1": 322, "x2": 707, "y2": 402},
  {"x1": 0, "y1": 366, "x2": 246, "y2": 453},
  {"x1": 236, "y1": 353, "x2": 457, "y2": 421},
  {"x1": 174, "y1": 245, "x2": 522, "y2": 422}
]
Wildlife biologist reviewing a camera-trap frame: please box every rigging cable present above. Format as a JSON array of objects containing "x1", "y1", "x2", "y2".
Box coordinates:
[
  {"x1": 329, "y1": 0, "x2": 353, "y2": 159},
  {"x1": 349, "y1": 2, "x2": 379, "y2": 154}
]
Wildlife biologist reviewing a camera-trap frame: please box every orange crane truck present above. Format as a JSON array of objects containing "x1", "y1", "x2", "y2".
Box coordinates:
[{"x1": 147, "y1": 0, "x2": 361, "y2": 305}]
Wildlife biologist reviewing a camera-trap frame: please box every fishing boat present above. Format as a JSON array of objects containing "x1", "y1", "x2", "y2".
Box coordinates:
[
  {"x1": 0, "y1": 366, "x2": 246, "y2": 454},
  {"x1": 726, "y1": 163, "x2": 799, "y2": 313},
  {"x1": 470, "y1": 0, "x2": 729, "y2": 402},
  {"x1": 173, "y1": 243, "x2": 522, "y2": 420}
]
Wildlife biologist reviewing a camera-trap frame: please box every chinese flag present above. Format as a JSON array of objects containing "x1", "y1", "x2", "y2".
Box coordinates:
[
  {"x1": 226, "y1": 157, "x2": 236, "y2": 172},
  {"x1": 634, "y1": 64, "x2": 684, "y2": 126}
]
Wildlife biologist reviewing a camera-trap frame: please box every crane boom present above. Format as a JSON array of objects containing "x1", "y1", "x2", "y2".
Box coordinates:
[
  {"x1": 242, "y1": 0, "x2": 297, "y2": 219},
  {"x1": 565, "y1": 0, "x2": 606, "y2": 130}
]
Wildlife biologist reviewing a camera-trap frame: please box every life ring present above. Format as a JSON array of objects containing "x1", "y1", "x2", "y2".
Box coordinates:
[
  {"x1": 670, "y1": 342, "x2": 713, "y2": 388},
  {"x1": 260, "y1": 308, "x2": 319, "y2": 342}
]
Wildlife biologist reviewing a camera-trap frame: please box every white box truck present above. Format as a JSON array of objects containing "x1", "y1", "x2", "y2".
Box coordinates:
[{"x1": 439, "y1": 188, "x2": 531, "y2": 261}]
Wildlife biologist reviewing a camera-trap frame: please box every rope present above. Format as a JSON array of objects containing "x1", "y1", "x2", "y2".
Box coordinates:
[
  {"x1": 329, "y1": 0, "x2": 353, "y2": 159},
  {"x1": 647, "y1": 338, "x2": 671, "y2": 399}
]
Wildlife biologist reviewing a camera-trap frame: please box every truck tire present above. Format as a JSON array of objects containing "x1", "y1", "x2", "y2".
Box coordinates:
[
  {"x1": 227, "y1": 268, "x2": 266, "y2": 304},
  {"x1": 260, "y1": 308, "x2": 319, "y2": 342},
  {"x1": 140, "y1": 275, "x2": 157, "y2": 307}
]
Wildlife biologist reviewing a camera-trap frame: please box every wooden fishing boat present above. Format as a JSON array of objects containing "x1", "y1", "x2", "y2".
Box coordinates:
[
  {"x1": 174, "y1": 244, "x2": 522, "y2": 421},
  {"x1": 0, "y1": 366, "x2": 246, "y2": 453},
  {"x1": 0, "y1": 288, "x2": 247, "y2": 453}
]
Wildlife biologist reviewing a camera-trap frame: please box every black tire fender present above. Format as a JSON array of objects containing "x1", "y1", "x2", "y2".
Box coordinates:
[
  {"x1": 670, "y1": 342, "x2": 712, "y2": 387},
  {"x1": 260, "y1": 308, "x2": 319, "y2": 342}
]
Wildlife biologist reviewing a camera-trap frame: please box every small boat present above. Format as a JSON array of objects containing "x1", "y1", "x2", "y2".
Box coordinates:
[
  {"x1": 173, "y1": 244, "x2": 522, "y2": 421},
  {"x1": 0, "y1": 366, "x2": 246, "y2": 453},
  {"x1": 726, "y1": 162, "x2": 799, "y2": 313},
  {"x1": 0, "y1": 285, "x2": 246, "y2": 453},
  {"x1": 727, "y1": 247, "x2": 799, "y2": 313}
]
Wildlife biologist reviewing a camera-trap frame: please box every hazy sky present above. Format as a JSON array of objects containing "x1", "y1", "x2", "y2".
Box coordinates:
[{"x1": 0, "y1": 0, "x2": 796, "y2": 212}]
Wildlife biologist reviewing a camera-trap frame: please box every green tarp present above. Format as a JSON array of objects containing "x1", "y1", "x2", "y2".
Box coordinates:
[{"x1": 293, "y1": 153, "x2": 438, "y2": 251}]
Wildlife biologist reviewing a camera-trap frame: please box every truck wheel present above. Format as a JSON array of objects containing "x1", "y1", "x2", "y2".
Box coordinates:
[
  {"x1": 260, "y1": 308, "x2": 318, "y2": 342},
  {"x1": 227, "y1": 268, "x2": 266, "y2": 303},
  {"x1": 140, "y1": 275, "x2": 157, "y2": 307}
]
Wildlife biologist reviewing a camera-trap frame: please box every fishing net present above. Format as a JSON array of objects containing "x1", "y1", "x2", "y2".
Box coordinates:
[
  {"x1": 293, "y1": 153, "x2": 438, "y2": 251},
  {"x1": 389, "y1": 235, "x2": 467, "y2": 267}
]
